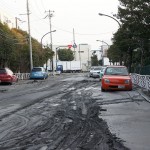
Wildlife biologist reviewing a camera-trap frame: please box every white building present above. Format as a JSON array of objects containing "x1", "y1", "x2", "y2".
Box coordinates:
[{"x1": 50, "y1": 44, "x2": 92, "y2": 71}]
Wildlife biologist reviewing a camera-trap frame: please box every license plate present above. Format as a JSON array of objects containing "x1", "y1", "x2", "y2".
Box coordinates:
[{"x1": 118, "y1": 85, "x2": 125, "y2": 88}]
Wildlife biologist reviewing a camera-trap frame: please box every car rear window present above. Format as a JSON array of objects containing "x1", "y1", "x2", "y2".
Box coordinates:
[
  {"x1": 94, "y1": 67, "x2": 101, "y2": 70},
  {"x1": 105, "y1": 67, "x2": 128, "y2": 75},
  {"x1": 0, "y1": 69, "x2": 6, "y2": 74},
  {"x1": 32, "y1": 68, "x2": 42, "y2": 72}
]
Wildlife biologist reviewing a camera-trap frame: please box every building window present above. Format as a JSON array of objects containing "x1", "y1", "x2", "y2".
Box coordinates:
[{"x1": 78, "y1": 51, "x2": 84, "y2": 53}]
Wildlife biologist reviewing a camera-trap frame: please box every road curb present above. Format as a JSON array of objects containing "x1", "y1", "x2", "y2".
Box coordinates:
[{"x1": 138, "y1": 89, "x2": 150, "y2": 102}]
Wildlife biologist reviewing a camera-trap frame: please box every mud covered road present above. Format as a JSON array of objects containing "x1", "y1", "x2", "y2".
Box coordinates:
[{"x1": 0, "y1": 73, "x2": 148, "y2": 150}]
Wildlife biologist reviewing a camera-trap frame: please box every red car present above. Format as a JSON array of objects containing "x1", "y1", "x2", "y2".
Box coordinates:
[
  {"x1": 0, "y1": 68, "x2": 18, "y2": 85},
  {"x1": 101, "y1": 66, "x2": 132, "y2": 91}
]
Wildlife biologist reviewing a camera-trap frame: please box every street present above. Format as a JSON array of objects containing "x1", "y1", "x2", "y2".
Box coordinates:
[{"x1": 0, "y1": 73, "x2": 149, "y2": 150}]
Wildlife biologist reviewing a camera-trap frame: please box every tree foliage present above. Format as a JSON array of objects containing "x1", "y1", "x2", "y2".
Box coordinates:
[
  {"x1": 57, "y1": 48, "x2": 74, "y2": 61},
  {"x1": 0, "y1": 23, "x2": 54, "y2": 72},
  {"x1": 91, "y1": 54, "x2": 99, "y2": 66},
  {"x1": 107, "y1": 0, "x2": 150, "y2": 72}
]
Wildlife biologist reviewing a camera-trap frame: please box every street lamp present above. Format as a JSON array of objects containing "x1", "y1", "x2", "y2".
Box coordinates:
[
  {"x1": 96, "y1": 40, "x2": 110, "y2": 66},
  {"x1": 41, "y1": 30, "x2": 56, "y2": 70},
  {"x1": 98, "y1": 13, "x2": 121, "y2": 28},
  {"x1": 98, "y1": 13, "x2": 122, "y2": 66},
  {"x1": 41, "y1": 30, "x2": 56, "y2": 48},
  {"x1": 96, "y1": 40, "x2": 109, "y2": 47}
]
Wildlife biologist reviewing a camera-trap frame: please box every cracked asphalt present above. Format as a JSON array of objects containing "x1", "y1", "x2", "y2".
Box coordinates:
[{"x1": 0, "y1": 73, "x2": 149, "y2": 150}]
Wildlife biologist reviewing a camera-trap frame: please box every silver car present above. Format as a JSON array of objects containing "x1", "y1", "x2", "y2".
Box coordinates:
[{"x1": 89, "y1": 66, "x2": 102, "y2": 78}]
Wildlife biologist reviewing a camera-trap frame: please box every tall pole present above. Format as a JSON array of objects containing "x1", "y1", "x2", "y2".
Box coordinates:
[
  {"x1": 73, "y1": 28, "x2": 76, "y2": 60},
  {"x1": 45, "y1": 10, "x2": 54, "y2": 71},
  {"x1": 27, "y1": 0, "x2": 33, "y2": 70},
  {"x1": 79, "y1": 44, "x2": 81, "y2": 69}
]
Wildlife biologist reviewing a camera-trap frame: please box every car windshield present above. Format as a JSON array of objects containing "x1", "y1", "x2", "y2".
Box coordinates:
[
  {"x1": 105, "y1": 67, "x2": 128, "y2": 75},
  {"x1": 0, "y1": 69, "x2": 6, "y2": 74},
  {"x1": 94, "y1": 67, "x2": 101, "y2": 70},
  {"x1": 101, "y1": 68, "x2": 106, "y2": 72},
  {"x1": 32, "y1": 68, "x2": 42, "y2": 72}
]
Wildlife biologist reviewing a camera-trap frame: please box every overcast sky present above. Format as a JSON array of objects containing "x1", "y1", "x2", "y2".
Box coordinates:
[{"x1": 0, "y1": 0, "x2": 120, "y2": 50}]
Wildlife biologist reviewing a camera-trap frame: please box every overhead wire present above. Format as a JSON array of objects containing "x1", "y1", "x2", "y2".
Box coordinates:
[
  {"x1": 0, "y1": 0, "x2": 116, "y2": 43},
  {"x1": 26, "y1": 1, "x2": 115, "y2": 36}
]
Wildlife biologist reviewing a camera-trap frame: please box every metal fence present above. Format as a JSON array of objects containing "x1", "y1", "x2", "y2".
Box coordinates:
[
  {"x1": 14, "y1": 72, "x2": 55, "y2": 80},
  {"x1": 131, "y1": 73, "x2": 150, "y2": 90},
  {"x1": 14, "y1": 72, "x2": 150, "y2": 90},
  {"x1": 15, "y1": 73, "x2": 30, "y2": 80}
]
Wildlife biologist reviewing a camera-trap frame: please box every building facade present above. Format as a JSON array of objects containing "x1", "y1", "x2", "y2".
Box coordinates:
[{"x1": 49, "y1": 44, "x2": 92, "y2": 71}]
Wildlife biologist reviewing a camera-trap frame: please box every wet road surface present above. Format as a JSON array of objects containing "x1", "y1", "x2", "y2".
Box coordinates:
[{"x1": 0, "y1": 73, "x2": 149, "y2": 150}]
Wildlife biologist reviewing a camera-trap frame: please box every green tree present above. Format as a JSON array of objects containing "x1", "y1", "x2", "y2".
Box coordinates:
[
  {"x1": 107, "y1": 45, "x2": 120, "y2": 65},
  {"x1": 91, "y1": 54, "x2": 99, "y2": 66},
  {"x1": 0, "y1": 23, "x2": 54, "y2": 73},
  {"x1": 58, "y1": 48, "x2": 74, "y2": 61},
  {"x1": 0, "y1": 23, "x2": 16, "y2": 68},
  {"x1": 118, "y1": 0, "x2": 150, "y2": 68},
  {"x1": 42, "y1": 45, "x2": 55, "y2": 69}
]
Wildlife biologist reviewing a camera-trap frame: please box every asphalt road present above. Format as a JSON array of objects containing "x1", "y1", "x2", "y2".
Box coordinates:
[{"x1": 0, "y1": 73, "x2": 149, "y2": 150}]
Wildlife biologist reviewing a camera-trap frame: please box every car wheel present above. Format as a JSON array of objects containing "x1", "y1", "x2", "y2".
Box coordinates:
[{"x1": 101, "y1": 87, "x2": 105, "y2": 92}]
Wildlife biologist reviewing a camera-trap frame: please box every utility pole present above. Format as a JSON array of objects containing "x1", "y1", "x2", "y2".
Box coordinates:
[
  {"x1": 45, "y1": 10, "x2": 54, "y2": 71},
  {"x1": 27, "y1": 0, "x2": 33, "y2": 70},
  {"x1": 73, "y1": 28, "x2": 76, "y2": 60}
]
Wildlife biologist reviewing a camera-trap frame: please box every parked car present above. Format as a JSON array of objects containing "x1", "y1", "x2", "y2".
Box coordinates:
[
  {"x1": 30, "y1": 67, "x2": 48, "y2": 80},
  {"x1": 99, "y1": 66, "x2": 107, "y2": 80},
  {"x1": 101, "y1": 66, "x2": 132, "y2": 91},
  {"x1": 0, "y1": 68, "x2": 18, "y2": 84},
  {"x1": 90, "y1": 66, "x2": 102, "y2": 78},
  {"x1": 89, "y1": 66, "x2": 96, "y2": 77}
]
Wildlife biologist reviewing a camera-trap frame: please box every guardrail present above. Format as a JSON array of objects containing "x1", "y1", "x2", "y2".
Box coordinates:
[
  {"x1": 14, "y1": 72, "x2": 56, "y2": 80},
  {"x1": 15, "y1": 73, "x2": 150, "y2": 90},
  {"x1": 131, "y1": 74, "x2": 150, "y2": 90},
  {"x1": 15, "y1": 73, "x2": 30, "y2": 80}
]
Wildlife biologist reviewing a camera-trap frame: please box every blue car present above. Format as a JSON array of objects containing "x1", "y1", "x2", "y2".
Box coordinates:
[{"x1": 30, "y1": 67, "x2": 48, "y2": 80}]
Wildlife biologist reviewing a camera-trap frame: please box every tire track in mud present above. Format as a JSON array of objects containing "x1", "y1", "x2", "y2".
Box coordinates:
[{"x1": 0, "y1": 80, "x2": 129, "y2": 150}]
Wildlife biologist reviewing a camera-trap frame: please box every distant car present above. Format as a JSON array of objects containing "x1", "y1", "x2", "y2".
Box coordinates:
[
  {"x1": 90, "y1": 66, "x2": 102, "y2": 78},
  {"x1": 99, "y1": 66, "x2": 107, "y2": 80},
  {"x1": 0, "y1": 68, "x2": 18, "y2": 85},
  {"x1": 89, "y1": 66, "x2": 96, "y2": 77},
  {"x1": 30, "y1": 67, "x2": 48, "y2": 80},
  {"x1": 101, "y1": 66, "x2": 132, "y2": 91}
]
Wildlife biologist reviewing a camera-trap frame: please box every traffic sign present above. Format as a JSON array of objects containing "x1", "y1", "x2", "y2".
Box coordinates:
[
  {"x1": 72, "y1": 43, "x2": 77, "y2": 48},
  {"x1": 68, "y1": 45, "x2": 72, "y2": 49}
]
